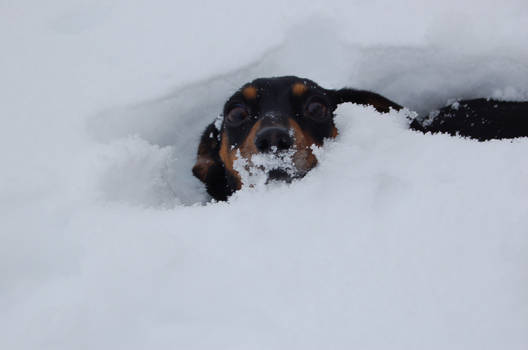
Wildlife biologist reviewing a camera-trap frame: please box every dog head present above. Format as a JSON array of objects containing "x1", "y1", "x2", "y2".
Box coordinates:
[{"x1": 193, "y1": 76, "x2": 401, "y2": 200}]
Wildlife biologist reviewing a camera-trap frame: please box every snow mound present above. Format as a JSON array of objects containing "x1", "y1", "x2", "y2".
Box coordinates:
[
  {"x1": 98, "y1": 136, "x2": 205, "y2": 207},
  {"x1": 2, "y1": 0, "x2": 528, "y2": 349}
]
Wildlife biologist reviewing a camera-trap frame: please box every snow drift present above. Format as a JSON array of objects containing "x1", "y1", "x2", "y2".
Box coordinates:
[{"x1": 1, "y1": 0, "x2": 528, "y2": 349}]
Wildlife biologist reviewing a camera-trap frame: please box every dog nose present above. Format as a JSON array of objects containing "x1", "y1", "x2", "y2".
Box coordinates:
[{"x1": 255, "y1": 127, "x2": 293, "y2": 153}]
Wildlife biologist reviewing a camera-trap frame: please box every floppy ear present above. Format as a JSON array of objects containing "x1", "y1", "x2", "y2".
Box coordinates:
[
  {"x1": 334, "y1": 88, "x2": 402, "y2": 113},
  {"x1": 192, "y1": 122, "x2": 231, "y2": 201}
]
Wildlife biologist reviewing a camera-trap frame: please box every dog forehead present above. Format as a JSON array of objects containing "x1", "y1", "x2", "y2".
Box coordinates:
[
  {"x1": 247, "y1": 76, "x2": 324, "y2": 112},
  {"x1": 250, "y1": 76, "x2": 321, "y2": 93},
  {"x1": 225, "y1": 76, "x2": 325, "y2": 108}
]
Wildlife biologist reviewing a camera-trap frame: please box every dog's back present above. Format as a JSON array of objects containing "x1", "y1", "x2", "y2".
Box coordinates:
[{"x1": 411, "y1": 99, "x2": 528, "y2": 141}]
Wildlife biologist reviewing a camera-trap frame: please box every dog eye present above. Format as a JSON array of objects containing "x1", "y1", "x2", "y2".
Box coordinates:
[
  {"x1": 305, "y1": 100, "x2": 328, "y2": 120},
  {"x1": 226, "y1": 105, "x2": 249, "y2": 125}
]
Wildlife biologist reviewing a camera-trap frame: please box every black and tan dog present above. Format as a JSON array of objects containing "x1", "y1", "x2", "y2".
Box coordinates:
[{"x1": 193, "y1": 76, "x2": 528, "y2": 200}]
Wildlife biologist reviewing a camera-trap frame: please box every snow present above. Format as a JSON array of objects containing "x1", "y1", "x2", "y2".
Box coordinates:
[
  {"x1": 1, "y1": 0, "x2": 528, "y2": 349},
  {"x1": 234, "y1": 147, "x2": 299, "y2": 188}
]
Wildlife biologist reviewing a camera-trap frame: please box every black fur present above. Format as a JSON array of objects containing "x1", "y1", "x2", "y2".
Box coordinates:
[
  {"x1": 334, "y1": 88, "x2": 403, "y2": 113},
  {"x1": 410, "y1": 99, "x2": 528, "y2": 141}
]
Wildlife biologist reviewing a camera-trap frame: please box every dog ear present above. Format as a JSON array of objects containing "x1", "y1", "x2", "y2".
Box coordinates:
[
  {"x1": 192, "y1": 122, "x2": 231, "y2": 201},
  {"x1": 333, "y1": 88, "x2": 402, "y2": 113}
]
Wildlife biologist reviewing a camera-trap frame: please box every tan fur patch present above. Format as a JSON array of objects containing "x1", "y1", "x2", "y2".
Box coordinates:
[
  {"x1": 192, "y1": 134, "x2": 220, "y2": 182},
  {"x1": 237, "y1": 120, "x2": 261, "y2": 159},
  {"x1": 287, "y1": 119, "x2": 318, "y2": 172},
  {"x1": 242, "y1": 85, "x2": 257, "y2": 100},
  {"x1": 331, "y1": 125, "x2": 339, "y2": 138},
  {"x1": 221, "y1": 120, "x2": 262, "y2": 187},
  {"x1": 192, "y1": 158, "x2": 214, "y2": 182},
  {"x1": 218, "y1": 131, "x2": 241, "y2": 190},
  {"x1": 292, "y1": 82, "x2": 308, "y2": 96}
]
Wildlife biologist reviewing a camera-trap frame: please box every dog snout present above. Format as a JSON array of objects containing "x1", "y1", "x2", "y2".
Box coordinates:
[{"x1": 255, "y1": 127, "x2": 293, "y2": 153}]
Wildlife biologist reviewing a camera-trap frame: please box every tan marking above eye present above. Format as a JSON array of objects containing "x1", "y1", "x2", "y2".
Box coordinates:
[
  {"x1": 242, "y1": 85, "x2": 257, "y2": 100},
  {"x1": 292, "y1": 82, "x2": 308, "y2": 96}
]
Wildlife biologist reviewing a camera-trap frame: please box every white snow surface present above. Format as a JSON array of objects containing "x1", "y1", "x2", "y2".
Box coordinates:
[{"x1": 1, "y1": 0, "x2": 528, "y2": 349}]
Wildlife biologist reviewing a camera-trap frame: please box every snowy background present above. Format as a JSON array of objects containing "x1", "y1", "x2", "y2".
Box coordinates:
[{"x1": 1, "y1": 0, "x2": 528, "y2": 348}]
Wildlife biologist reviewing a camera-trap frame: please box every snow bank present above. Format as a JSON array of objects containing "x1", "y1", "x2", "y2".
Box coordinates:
[{"x1": 1, "y1": 0, "x2": 528, "y2": 349}]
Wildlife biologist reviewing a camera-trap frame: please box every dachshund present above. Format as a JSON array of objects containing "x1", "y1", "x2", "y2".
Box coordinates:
[{"x1": 192, "y1": 76, "x2": 528, "y2": 200}]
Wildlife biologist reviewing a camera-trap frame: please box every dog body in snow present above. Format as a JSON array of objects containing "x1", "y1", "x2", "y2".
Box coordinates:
[{"x1": 193, "y1": 76, "x2": 528, "y2": 201}]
